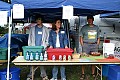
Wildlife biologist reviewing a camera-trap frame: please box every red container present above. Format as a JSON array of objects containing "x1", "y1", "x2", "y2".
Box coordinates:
[
  {"x1": 104, "y1": 39, "x2": 110, "y2": 43},
  {"x1": 47, "y1": 48, "x2": 73, "y2": 60}
]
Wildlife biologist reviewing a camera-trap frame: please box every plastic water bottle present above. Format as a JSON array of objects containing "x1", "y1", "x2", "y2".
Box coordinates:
[
  {"x1": 104, "y1": 53, "x2": 107, "y2": 58},
  {"x1": 35, "y1": 52, "x2": 39, "y2": 61},
  {"x1": 40, "y1": 53, "x2": 43, "y2": 61},
  {"x1": 30, "y1": 52, "x2": 33, "y2": 61},
  {"x1": 103, "y1": 32, "x2": 106, "y2": 42},
  {"x1": 52, "y1": 55, "x2": 56, "y2": 61},
  {"x1": 26, "y1": 52, "x2": 29, "y2": 61},
  {"x1": 68, "y1": 55, "x2": 71, "y2": 61},
  {"x1": 44, "y1": 51, "x2": 48, "y2": 61},
  {"x1": 59, "y1": 55, "x2": 62, "y2": 61},
  {"x1": 63, "y1": 55, "x2": 66, "y2": 61}
]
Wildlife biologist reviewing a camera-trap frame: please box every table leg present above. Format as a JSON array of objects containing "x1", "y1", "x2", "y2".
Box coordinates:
[
  {"x1": 32, "y1": 66, "x2": 34, "y2": 80},
  {"x1": 101, "y1": 65, "x2": 102, "y2": 80},
  {"x1": 95, "y1": 65, "x2": 102, "y2": 80}
]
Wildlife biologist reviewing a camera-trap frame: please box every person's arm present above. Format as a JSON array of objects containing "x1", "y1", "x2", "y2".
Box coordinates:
[
  {"x1": 28, "y1": 27, "x2": 32, "y2": 46},
  {"x1": 64, "y1": 32, "x2": 68, "y2": 48},
  {"x1": 80, "y1": 27, "x2": 84, "y2": 46},
  {"x1": 80, "y1": 36, "x2": 84, "y2": 46},
  {"x1": 97, "y1": 38, "x2": 100, "y2": 45},
  {"x1": 97, "y1": 27, "x2": 100, "y2": 45},
  {"x1": 45, "y1": 28, "x2": 50, "y2": 47},
  {"x1": 48, "y1": 30, "x2": 53, "y2": 48}
]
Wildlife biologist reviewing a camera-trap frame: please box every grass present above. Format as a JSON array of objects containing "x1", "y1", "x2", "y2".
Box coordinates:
[{"x1": 0, "y1": 63, "x2": 107, "y2": 80}]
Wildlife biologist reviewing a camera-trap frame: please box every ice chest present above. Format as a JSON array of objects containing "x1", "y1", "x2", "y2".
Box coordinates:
[
  {"x1": 108, "y1": 66, "x2": 120, "y2": 80},
  {"x1": 0, "y1": 67, "x2": 21, "y2": 80},
  {"x1": 0, "y1": 48, "x2": 7, "y2": 60},
  {"x1": 22, "y1": 46, "x2": 44, "y2": 60},
  {"x1": 102, "y1": 64, "x2": 118, "y2": 77},
  {"x1": 47, "y1": 48, "x2": 73, "y2": 60}
]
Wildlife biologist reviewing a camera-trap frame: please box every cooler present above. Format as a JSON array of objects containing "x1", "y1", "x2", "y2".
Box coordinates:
[
  {"x1": 0, "y1": 67, "x2": 21, "y2": 80},
  {"x1": 108, "y1": 66, "x2": 120, "y2": 80},
  {"x1": 102, "y1": 64, "x2": 118, "y2": 77}
]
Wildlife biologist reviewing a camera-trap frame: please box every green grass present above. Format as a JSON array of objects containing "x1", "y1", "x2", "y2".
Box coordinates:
[{"x1": 0, "y1": 63, "x2": 106, "y2": 80}]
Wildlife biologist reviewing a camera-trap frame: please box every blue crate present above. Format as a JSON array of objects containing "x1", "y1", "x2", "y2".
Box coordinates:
[
  {"x1": 102, "y1": 64, "x2": 118, "y2": 77},
  {"x1": 108, "y1": 66, "x2": 120, "y2": 80}
]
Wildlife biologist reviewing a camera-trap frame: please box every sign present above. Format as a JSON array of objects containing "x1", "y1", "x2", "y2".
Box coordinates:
[
  {"x1": 13, "y1": 4, "x2": 24, "y2": 19},
  {"x1": 62, "y1": 5, "x2": 73, "y2": 19},
  {"x1": 103, "y1": 43, "x2": 115, "y2": 57},
  {"x1": 110, "y1": 40, "x2": 120, "y2": 59},
  {"x1": 0, "y1": 11, "x2": 8, "y2": 26}
]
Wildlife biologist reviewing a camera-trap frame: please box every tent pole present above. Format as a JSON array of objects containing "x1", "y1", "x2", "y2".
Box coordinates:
[{"x1": 7, "y1": 9, "x2": 12, "y2": 80}]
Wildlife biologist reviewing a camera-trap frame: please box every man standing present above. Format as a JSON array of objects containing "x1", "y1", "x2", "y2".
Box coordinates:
[
  {"x1": 80, "y1": 15, "x2": 100, "y2": 79},
  {"x1": 28, "y1": 15, "x2": 49, "y2": 80}
]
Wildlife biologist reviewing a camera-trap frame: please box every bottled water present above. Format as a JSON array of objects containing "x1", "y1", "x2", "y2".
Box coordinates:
[
  {"x1": 59, "y1": 55, "x2": 62, "y2": 61},
  {"x1": 35, "y1": 52, "x2": 39, "y2": 61},
  {"x1": 103, "y1": 32, "x2": 107, "y2": 42},
  {"x1": 40, "y1": 53, "x2": 43, "y2": 61},
  {"x1": 30, "y1": 52, "x2": 33, "y2": 61},
  {"x1": 68, "y1": 55, "x2": 71, "y2": 61},
  {"x1": 52, "y1": 55, "x2": 55, "y2": 61},
  {"x1": 63, "y1": 55, "x2": 66, "y2": 61},
  {"x1": 104, "y1": 53, "x2": 107, "y2": 58},
  {"x1": 26, "y1": 52, "x2": 29, "y2": 61},
  {"x1": 44, "y1": 51, "x2": 48, "y2": 61}
]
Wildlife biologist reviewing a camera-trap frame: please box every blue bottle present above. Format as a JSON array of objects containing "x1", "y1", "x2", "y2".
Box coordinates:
[
  {"x1": 30, "y1": 52, "x2": 33, "y2": 61},
  {"x1": 40, "y1": 52, "x2": 43, "y2": 61},
  {"x1": 26, "y1": 52, "x2": 29, "y2": 61},
  {"x1": 35, "y1": 52, "x2": 39, "y2": 61}
]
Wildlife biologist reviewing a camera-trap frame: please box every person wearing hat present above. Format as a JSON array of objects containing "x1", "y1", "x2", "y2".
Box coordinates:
[
  {"x1": 28, "y1": 15, "x2": 49, "y2": 80},
  {"x1": 79, "y1": 15, "x2": 100, "y2": 79}
]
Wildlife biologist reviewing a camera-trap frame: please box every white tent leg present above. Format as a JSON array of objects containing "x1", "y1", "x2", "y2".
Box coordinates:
[{"x1": 7, "y1": 9, "x2": 12, "y2": 80}]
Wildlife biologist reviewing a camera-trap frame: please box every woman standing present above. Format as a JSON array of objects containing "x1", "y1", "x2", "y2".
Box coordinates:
[{"x1": 49, "y1": 18, "x2": 68, "y2": 80}]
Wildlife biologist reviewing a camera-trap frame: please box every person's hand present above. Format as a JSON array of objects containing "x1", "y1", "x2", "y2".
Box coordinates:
[
  {"x1": 65, "y1": 46, "x2": 68, "y2": 48},
  {"x1": 81, "y1": 43, "x2": 84, "y2": 46},
  {"x1": 97, "y1": 43, "x2": 99, "y2": 46},
  {"x1": 49, "y1": 46, "x2": 53, "y2": 48}
]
